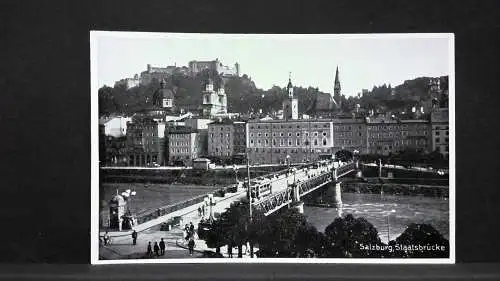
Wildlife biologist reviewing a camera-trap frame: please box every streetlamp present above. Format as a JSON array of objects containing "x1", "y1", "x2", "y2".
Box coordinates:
[
  {"x1": 386, "y1": 209, "x2": 396, "y2": 243},
  {"x1": 207, "y1": 194, "x2": 216, "y2": 224},
  {"x1": 233, "y1": 164, "x2": 238, "y2": 183},
  {"x1": 378, "y1": 158, "x2": 383, "y2": 178},
  {"x1": 353, "y1": 150, "x2": 359, "y2": 169},
  {"x1": 286, "y1": 154, "x2": 291, "y2": 173}
]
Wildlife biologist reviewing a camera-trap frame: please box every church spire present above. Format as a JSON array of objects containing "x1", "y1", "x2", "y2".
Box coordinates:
[
  {"x1": 287, "y1": 72, "x2": 293, "y2": 98},
  {"x1": 334, "y1": 66, "x2": 341, "y2": 95}
]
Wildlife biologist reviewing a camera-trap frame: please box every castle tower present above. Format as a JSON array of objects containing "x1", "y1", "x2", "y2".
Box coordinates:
[
  {"x1": 334, "y1": 66, "x2": 342, "y2": 110},
  {"x1": 282, "y1": 72, "x2": 298, "y2": 120}
]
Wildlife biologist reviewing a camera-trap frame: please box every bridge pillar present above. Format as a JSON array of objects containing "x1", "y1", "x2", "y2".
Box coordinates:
[{"x1": 334, "y1": 182, "x2": 343, "y2": 211}]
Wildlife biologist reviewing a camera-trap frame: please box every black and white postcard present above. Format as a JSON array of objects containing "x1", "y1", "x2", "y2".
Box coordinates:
[{"x1": 90, "y1": 32, "x2": 454, "y2": 264}]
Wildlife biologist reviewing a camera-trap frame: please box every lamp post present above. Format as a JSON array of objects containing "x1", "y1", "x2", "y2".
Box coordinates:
[
  {"x1": 286, "y1": 154, "x2": 291, "y2": 172},
  {"x1": 353, "y1": 150, "x2": 359, "y2": 169},
  {"x1": 233, "y1": 164, "x2": 238, "y2": 183},
  {"x1": 207, "y1": 194, "x2": 216, "y2": 224},
  {"x1": 386, "y1": 209, "x2": 396, "y2": 243},
  {"x1": 378, "y1": 158, "x2": 382, "y2": 178}
]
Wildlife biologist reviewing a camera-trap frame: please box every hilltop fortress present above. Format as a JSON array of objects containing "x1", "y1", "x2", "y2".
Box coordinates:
[{"x1": 115, "y1": 58, "x2": 240, "y2": 88}]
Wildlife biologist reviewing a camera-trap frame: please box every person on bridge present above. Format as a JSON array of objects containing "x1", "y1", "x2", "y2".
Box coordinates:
[
  {"x1": 131, "y1": 230, "x2": 137, "y2": 245},
  {"x1": 147, "y1": 242, "x2": 152, "y2": 257},
  {"x1": 198, "y1": 205, "x2": 202, "y2": 217},
  {"x1": 188, "y1": 238, "x2": 195, "y2": 256},
  {"x1": 189, "y1": 222, "x2": 195, "y2": 234},
  {"x1": 153, "y1": 241, "x2": 160, "y2": 257},
  {"x1": 159, "y1": 238, "x2": 166, "y2": 255}
]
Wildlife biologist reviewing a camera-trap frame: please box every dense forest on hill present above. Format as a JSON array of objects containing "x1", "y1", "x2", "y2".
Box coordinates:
[{"x1": 98, "y1": 69, "x2": 448, "y2": 118}]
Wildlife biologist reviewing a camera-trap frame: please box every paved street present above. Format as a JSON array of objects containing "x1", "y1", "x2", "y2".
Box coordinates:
[{"x1": 99, "y1": 185, "x2": 257, "y2": 259}]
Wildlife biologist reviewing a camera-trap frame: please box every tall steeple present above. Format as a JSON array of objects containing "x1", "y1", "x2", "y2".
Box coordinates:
[
  {"x1": 334, "y1": 66, "x2": 341, "y2": 96},
  {"x1": 334, "y1": 66, "x2": 342, "y2": 110},
  {"x1": 287, "y1": 72, "x2": 294, "y2": 98}
]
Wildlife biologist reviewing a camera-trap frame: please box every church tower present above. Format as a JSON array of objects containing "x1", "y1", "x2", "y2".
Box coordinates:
[
  {"x1": 333, "y1": 66, "x2": 342, "y2": 110},
  {"x1": 282, "y1": 72, "x2": 298, "y2": 120},
  {"x1": 201, "y1": 75, "x2": 227, "y2": 117}
]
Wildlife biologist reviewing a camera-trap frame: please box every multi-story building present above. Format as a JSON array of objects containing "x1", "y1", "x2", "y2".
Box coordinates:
[
  {"x1": 188, "y1": 58, "x2": 239, "y2": 77},
  {"x1": 246, "y1": 119, "x2": 335, "y2": 165},
  {"x1": 200, "y1": 77, "x2": 227, "y2": 117},
  {"x1": 166, "y1": 126, "x2": 202, "y2": 166},
  {"x1": 431, "y1": 108, "x2": 449, "y2": 159},
  {"x1": 207, "y1": 120, "x2": 247, "y2": 161},
  {"x1": 99, "y1": 116, "x2": 132, "y2": 138},
  {"x1": 331, "y1": 118, "x2": 367, "y2": 154},
  {"x1": 126, "y1": 117, "x2": 166, "y2": 166},
  {"x1": 366, "y1": 116, "x2": 431, "y2": 156}
]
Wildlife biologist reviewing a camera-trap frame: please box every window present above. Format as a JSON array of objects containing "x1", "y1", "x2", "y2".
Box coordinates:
[
  {"x1": 297, "y1": 125, "x2": 300, "y2": 128},
  {"x1": 265, "y1": 133, "x2": 269, "y2": 137},
  {"x1": 322, "y1": 132, "x2": 327, "y2": 136},
  {"x1": 280, "y1": 133, "x2": 284, "y2": 137},
  {"x1": 296, "y1": 132, "x2": 300, "y2": 137},
  {"x1": 435, "y1": 138, "x2": 440, "y2": 143},
  {"x1": 257, "y1": 140, "x2": 261, "y2": 144},
  {"x1": 296, "y1": 139, "x2": 300, "y2": 146},
  {"x1": 273, "y1": 133, "x2": 276, "y2": 137},
  {"x1": 265, "y1": 139, "x2": 269, "y2": 145},
  {"x1": 273, "y1": 139, "x2": 276, "y2": 146},
  {"x1": 250, "y1": 133, "x2": 253, "y2": 137},
  {"x1": 435, "y1": 131, "x2": 440, "y2": 135},
  {"x1": 288, "y1": 140, "x2": 292, "y2": 146},
  {"x1": 314, "y1": 132, "x2": 318, "y2": 137},
  {"x1": 322, "y1": 139, "x2": 327, "y2": 146},
  {"x1": 445, "y1": 137, "x2": 449, "y2": 142},
  {"x1": 446, "y1": 131, "x2": 449, "y2": 136},
  {"x1": 258, "y1": 133, "x2": 262, "y2": 137},
  {"x1": 359, "y1": 132, "x2": 362, "y2": 137},
  {"x1": 250, "y1": 139, "x2": 254, "y2": 145},
  {"x1": 314, "y1": 139, "x2": 318, "y2": 146},
  {"x1": 323, "y1": 124, "x2": 328, "y2": 128}
]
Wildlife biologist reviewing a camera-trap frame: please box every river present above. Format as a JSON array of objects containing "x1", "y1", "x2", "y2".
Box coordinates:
[{"x1": 303, "y1": 192, "x2": 449, "y2": 243}]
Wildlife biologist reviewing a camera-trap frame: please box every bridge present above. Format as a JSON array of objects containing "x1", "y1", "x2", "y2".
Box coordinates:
[{"x1": 250, "y1": 161, "x2": 359, "y2": 216}]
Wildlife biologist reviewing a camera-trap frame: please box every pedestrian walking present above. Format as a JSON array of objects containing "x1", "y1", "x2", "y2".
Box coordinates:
[
  {"x1": 188, "y1": 238, "x2": 195, "y2": 256},
  {"x1": 103, "y1": 231, "x2": 110, "y2": 245},
  {"x1": 154, "y1": 241, "x2": 160, "y2": 257},
  {"x1": 131, "y1": 230, "x2": 137, "y2": 245},
  {"x1": 228, "y1": 243, "x2": 233, "y2": 258},
  {"x1": 202, "y1": 205, "x2": 206, "y2": 217},
  {"x1": 189, "y1": 222, "x2": 195, "y2": 234},
  {"x1": 159, "y1": 238, "x2": 166, "y2": 256},
  {"x1": 147, "y1": 242, "x2": 152, "y2": 257},
  {"x1": 198, "y1": 205, "x2": 202, "y2": 217}
]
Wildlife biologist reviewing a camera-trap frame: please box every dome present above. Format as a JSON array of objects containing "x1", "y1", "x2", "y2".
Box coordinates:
[{"x1": 162, "y1": 88, "x2": 174, "y2": 99}]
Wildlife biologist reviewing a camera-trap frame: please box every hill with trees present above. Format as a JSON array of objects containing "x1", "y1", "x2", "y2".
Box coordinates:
[{"x1": 98, "y1": 70, "x2": 448, "y2": 118}]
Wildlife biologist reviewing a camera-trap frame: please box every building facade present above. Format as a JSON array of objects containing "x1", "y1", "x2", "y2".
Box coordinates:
[
  {"x1": 126, "y1": 118, "x2": 166, "y2": 166},
  {"x1": 166, "y1": 126, "x2": 201, "y2": 166},
  {"x1": 246, "y1": 119, "x2": 335, "y2": 164},
  {"x1": 114, "y1": 75, "x2": 141, "y2": 89},
  {"x1": 331, "y1": 118, "x2": 367, "y2": 154},
  {"x1": 366, "y1": 116, "x2": 431, "y2": 156},
  {"x1": 99, "y1": 116, "x2": 132, "y2": 138},
  {"x1": 188, "y1": 58, "x2": 239, "y2": 77},
  {"x1": 207, "y1": 120, "x2": 247, "y2": 161},
  {"x1": 431, "y1": 108, "x2": 449, "y2": 158}
]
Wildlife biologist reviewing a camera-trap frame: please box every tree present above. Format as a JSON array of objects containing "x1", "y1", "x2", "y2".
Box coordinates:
[
  {"x1": 335, "y1": 150, "x2": 353, "y2": 162},
  {"x1": 389, "y1": 223, "x2": 449, "y2": 258},
  {"x1": 324, "y1": 214, "x2": 384, "y2": 258}
]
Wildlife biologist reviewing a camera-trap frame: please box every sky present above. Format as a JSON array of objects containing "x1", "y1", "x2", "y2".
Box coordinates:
[{"x1": 92, "y1": 32, "x2": 453, "y2": 97}]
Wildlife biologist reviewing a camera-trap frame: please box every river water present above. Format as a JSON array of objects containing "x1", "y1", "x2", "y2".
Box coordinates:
[{"x1": 303, "y1": 192, "x2": 449, "y2": 243}]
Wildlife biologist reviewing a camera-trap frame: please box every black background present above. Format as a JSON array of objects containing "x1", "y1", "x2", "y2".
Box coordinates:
[{"x1": 1, "y1": 0, "x2": 499, "y2": 279}]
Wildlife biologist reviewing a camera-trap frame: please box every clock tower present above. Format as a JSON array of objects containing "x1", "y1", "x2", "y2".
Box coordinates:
[{"x1": 282, "y1": 72, "x2": 298, "y2": 120}]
